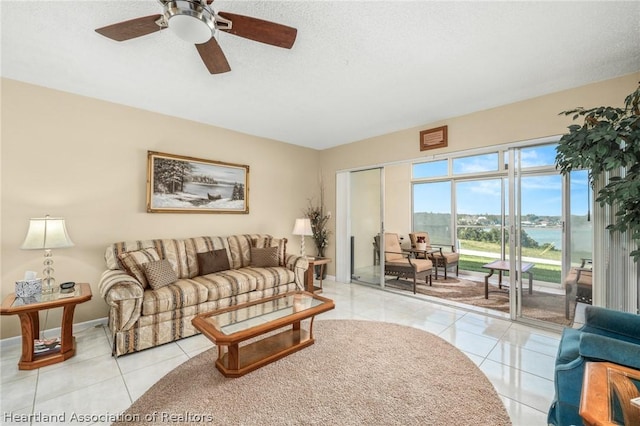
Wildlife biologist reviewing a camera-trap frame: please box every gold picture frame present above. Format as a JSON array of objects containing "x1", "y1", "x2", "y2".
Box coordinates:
[
  {"x1": 419, "y1": 125, "x2": 448, "y2": 151},
  {"x1": 146, "y1": 151, "x2": 249, "y2": 214}
]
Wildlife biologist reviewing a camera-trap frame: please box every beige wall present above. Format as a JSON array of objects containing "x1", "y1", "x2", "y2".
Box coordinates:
[
  {"x1": 320, "y1": 72, "x2": 640, "y2": 267},
  {"x1": 2, "y1": 72, "x2": 638, "y2": 339},
  {"x1": 1, "y1": 78, "x2": 319, "y2": 339}
]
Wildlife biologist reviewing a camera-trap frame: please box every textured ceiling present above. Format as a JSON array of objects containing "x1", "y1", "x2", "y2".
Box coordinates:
[{"x1": 2, "y1": 1, "x2": 639, "y2": 150}]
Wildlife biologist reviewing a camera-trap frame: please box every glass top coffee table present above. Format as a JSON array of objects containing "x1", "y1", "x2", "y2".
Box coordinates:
[{"x1": 192, "y1": 291, "x2": 335, "y2": 377}]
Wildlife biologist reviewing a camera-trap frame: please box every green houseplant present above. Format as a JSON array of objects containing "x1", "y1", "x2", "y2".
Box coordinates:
[{"x1": 555, "y1": 83, "x2": 640, "y2": 260}]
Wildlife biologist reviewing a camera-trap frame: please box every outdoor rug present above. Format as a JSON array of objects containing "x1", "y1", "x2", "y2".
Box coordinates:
[
  {"x1": 113, "y1": 320, "x2": 511, "y2": 426},
  {"x1": 386, "y1": 276, "x2": 573, "y2": 326}
]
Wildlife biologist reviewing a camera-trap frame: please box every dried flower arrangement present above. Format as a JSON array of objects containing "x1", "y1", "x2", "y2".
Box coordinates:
[{"x1": 304, "y1": 183, "x2": 331, "y2": 257}]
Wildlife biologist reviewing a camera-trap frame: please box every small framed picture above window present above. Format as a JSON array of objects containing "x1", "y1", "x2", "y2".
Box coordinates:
[{"x1": 419, "y1": 125, "x2": 448, "y2": 151}]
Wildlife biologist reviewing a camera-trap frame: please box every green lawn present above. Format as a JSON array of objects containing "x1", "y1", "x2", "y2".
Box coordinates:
[{"x1": 458, "y1": 240, "x2": 562, "y2": 284}]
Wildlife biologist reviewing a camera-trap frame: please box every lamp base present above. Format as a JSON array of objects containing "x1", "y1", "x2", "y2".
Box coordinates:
[
  {"x1": 42, "y1": 250, "x2": 57, "y2": 294},
  {"x1": 41, "y1": 279, "x2": 57, "y2": 294},
  {"x1": 299, "y1": 238, "x2": 306, "y2": 258},
  {"x1": 41, "y1": 285, "x2": 57, "y2": 295}
]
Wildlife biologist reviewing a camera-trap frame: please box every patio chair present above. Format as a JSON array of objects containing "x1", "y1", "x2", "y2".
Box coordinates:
[
  {"x1": 384, "y1": 233, "x2": 433, "y2": 293},
  {"x1": 409, "y1": 232, "x2": 459, "y2": 279},
  {"x1": 564, "y1": 258, "x2": 592, "y2": 319}
]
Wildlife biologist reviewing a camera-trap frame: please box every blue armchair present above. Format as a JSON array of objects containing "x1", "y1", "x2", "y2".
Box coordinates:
[{"x1": 548, "y1": 306, "x2": 640, "y2": 425}]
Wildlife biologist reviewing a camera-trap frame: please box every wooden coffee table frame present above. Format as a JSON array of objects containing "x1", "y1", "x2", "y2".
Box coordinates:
[
  {"x1": 0, "y1": 283, "x2": 92, "y2": 370},
  {"x1": 192, "y1": 291, "x2": 335, "y2": 378}
]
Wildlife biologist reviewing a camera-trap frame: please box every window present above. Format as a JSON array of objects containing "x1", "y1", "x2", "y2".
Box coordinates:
[
  {"x1": 413, "y1": 181, "x2": 452, "y2": 244},
  {"x1": 453, "y1": 153, "x2": 498, "y2": 175},
  {"x1": 456, "y1": 179, "x2": 505, "y2": 262},
  {"x1": 505, "y1": 143, "x2": 558, "y2": 169},
  {"x1": 411, "y1": 141, "x2": 568, "y2": 278},
  {"x1": 413, "y1": 160, "x2": 448, "y2": 179}
]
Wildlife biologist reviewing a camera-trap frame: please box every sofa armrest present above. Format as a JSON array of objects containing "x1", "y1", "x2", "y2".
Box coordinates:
[
  {"x1": 284, "y1": 254, "x2": 309, "y2": 290},
  {"x1": 583, "y1": 306, "x2": 640, "y2": 341},
  {"x1": 580, "y1": 333, "x2": 640, "y2": 370},
  {"x1": 99, "y1": 269, "x2": 144, "y2": 332}
]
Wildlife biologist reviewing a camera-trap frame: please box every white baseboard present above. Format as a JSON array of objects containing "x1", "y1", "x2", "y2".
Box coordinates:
[{"x1": 0, "y1": 317, "x2": 108, "y2": 349}]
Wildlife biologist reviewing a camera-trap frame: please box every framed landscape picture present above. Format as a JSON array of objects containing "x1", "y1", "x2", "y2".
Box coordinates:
[{"x1": 146, "y1": 151, "x2": 249, "y2": 214}]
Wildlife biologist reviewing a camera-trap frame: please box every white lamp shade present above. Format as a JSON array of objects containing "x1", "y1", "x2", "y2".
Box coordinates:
[
  {"x1": 21, "y1": 216, "x2": 75, "y2": 250},
  {"x1": 292, "y1": 218, "x2": 313, "y2": 236}
]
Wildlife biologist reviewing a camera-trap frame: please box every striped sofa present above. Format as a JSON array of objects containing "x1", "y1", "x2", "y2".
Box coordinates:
[{"x1": 99, "y1": 234, "x2": 308, "y2": 357}]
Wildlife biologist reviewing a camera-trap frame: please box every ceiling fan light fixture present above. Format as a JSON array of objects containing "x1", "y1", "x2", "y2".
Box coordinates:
[
  {"x1": 163, "y1": 0, "x2": 215, "y2": 44},
  {"x1": 96, "y1": 1, "x2": 296, "y2": 74}
]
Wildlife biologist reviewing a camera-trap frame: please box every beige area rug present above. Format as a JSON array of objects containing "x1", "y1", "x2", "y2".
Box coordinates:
[
  {"x1": 386, "y1": 276, "x2": 574, "y2": 326},
  {"x1": 114, "y1": 320, "x2": 511, "y2": 426}
]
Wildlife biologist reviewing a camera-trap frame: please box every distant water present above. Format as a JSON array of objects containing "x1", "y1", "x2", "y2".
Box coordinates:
[{"x1": 523, "y1": 227, "x2": 592, "y2": 250}]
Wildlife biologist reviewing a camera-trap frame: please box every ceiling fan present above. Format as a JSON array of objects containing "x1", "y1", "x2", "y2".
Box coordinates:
[{"x1": 95, "y1": 0, "x2": 297, "y2": 74}]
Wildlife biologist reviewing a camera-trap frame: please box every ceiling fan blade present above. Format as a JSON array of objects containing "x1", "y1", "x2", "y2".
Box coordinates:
[
  {"x1": 196, "y1": 38, "x2": 231, "y2": 74},
  {"x1": 95, "y1": 14, "x2": 164, "y2": 42},
  {"x1": 217, "y1": 11, "x2": 297, "y2": 49}
]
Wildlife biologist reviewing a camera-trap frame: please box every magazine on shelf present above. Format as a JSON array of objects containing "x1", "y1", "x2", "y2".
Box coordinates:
[{"x1": 34, "y1": 337, "x2": 60, "y2": 354}]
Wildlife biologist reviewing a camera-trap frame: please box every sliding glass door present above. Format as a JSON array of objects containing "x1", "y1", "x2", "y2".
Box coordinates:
[
  {"x1": 349, "y1": 168, "x2": 384, "y2": 286},
  {"x1": 514, "y1": 172, "x2": 563, "y2": 322},
  {"x1": 335, "y1": 138, "x2": 592, "y2": 325},
  {"x1": 410, "y1": 141, "x2": 589, "y2": 325},
  {"x1": 564, "y1": 170, "x2": 593, "y2": 318},
  {"x1": 567, "y1": 170, "x2": 593, "y2": 264},
  {"x1": 509, "y1": 145, "x2": 587, "y2": 325}
]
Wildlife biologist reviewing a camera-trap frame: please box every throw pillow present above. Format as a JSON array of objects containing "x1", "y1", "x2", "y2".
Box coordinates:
[
  {"x1": 250, "y1": 246, "x2": 279, "y2": 268},
  {"x1": 118, "y1": 248, "x2": 161, "y2": 288},
  {"x1": 252, "y1": 237, "x2": 287, "y2": 266},
  {"x1": 142, "y1": 259, "x2": 178, "y2": 290},
  {"x1": 198, "y1": 249, "x2": 230, "y2": 275}
]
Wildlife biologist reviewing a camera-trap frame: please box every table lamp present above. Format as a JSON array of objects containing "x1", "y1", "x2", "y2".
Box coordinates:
[
  {"x1": 21, "y1": 215, "x2": 74, "y2": 293},
  {"x1": 292, "y1": 218, "x2": 313, "y2": 257}
]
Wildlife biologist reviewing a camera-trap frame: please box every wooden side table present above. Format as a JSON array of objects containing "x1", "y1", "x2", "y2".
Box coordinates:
[
  {"x1": 0, "y1": 283, "x2": 92, "y2": 370},
  {"x1": 580, "y1": 361, "x2": 640, "y2": 426},
  {"x1": 306, "y1": 257, "x2": 331, "y2": 293}
]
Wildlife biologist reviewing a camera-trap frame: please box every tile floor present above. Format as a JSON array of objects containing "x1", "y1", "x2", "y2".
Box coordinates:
[{"x1": 0, "y1": 279, "x2": 569, "y2": 426}]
